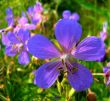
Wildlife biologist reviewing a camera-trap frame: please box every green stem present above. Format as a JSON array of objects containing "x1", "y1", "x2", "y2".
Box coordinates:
[{"x1": 92, "y1": 73, "x2": 105, "y2": 76}]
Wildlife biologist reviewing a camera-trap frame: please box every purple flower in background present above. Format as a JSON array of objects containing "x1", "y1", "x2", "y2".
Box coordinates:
[
  {"x1": 103, "y1": 62, "x2": 110, "y2": 86},
  {"x1": 0, "y1": 8, "x2": 14, "y2": 47},
  {"x1": 100, "y1": 21, "x2": 108, "y2": 41},
  {"x1": 96, "y1": 22, "x2": 107, "y2": 62},
  {"x1": 4, "y1": 29, "x2": 30, "y2": 65},
  {"x1": 0, "y1": 8, "x2": 14, "y2": 34},
  {"x1": 33, "y1": 2, "x2": 43, "y2": 13},
  {"x1": 27, "y1": 2, "x2": 43, "y2": 25},
  {"x1": 28, "y1": 19, "x2": 105, "y2": 91},
  {"x1": 62, "y1": 10, "x2": 80, "y2": 21},
  {"x1": 27, "y1": 7, "x2": 33, "y2": 19},
  {"x1": 14, "y1": 12, "x2": 36, "y2": 32},
  {"x1": 5, "y1": 7, "x2": 14, "y2": 26}
]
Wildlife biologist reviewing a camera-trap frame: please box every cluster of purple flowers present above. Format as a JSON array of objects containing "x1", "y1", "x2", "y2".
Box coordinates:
[
  {"x1": 2, "y1": 29, "x2": 30, "y2": 65},
  {"x1": 1, "y1": 2, "x2": 43, "y2": 64},
  {"x1": 0, "y1": 2, "x2": 108, "y2": 92}
]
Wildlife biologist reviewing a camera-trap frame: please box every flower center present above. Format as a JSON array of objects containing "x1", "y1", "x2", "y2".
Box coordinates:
[
  {"x1": 60, "y1": 54, "x2": 68, "y2": 61},
  {"x1": 12, "y1": 43, "x2": 23, "y2": 52}
]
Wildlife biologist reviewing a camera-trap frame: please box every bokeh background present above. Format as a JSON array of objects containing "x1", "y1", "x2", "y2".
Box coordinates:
[{"x1": 0, "y1": 0, "x2": 110, "y2": 101}]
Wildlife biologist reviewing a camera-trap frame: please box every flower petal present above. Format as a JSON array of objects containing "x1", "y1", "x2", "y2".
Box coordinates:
[
  {"x1": 106, "y1": 77, "x2": 110, "y2": 86},
  {"x1": 31, "y1": 14, "x2": 41, "y2": 25},
  {"x1": 17, "y1": 29, "x2": 30, "y2": 43},
  {"x1": 62, "y1": 10, "x2": 71, "y2": 19},
  {"x1": 2, "y1": 33, "x2": 11, "y2": 46},
  {"x1": 34, "y1": 61, "x2": 61, "y2": 88},
  {"x1": 100, "y1": 31, "x2": 107, "y2": 41},
  {"x1": 34, "y1": 2, "x2": 43, "y2": 13},
  {"x1": 5, "y1": 46, "x2": 18, "y2": 56},
  {"x1": 27, "y1": 6, "x2": 33, "y2": 19},
  {"x1": 103, "y1": 67, "x2": 110, "y2": 73},
  {"x1": 73, "y1": 36, "x2": 105, "y2": 61},
  {"x1": 24, "y1": 24, "x2": 36, "y2": 30},
  {"x1": 67, "y1": 63, "x2": 93, "y2": 91},
  {"x1": 13, "y1": 26, "x2": 20, "y2": 32},
  {"x1": 5, "y1": 7, "x2": 14, "y2": 26},
  {"x1": 27, "y1": 34, "x2": 61, "y2": 59},
  {"x1": 7, "y1": 32, "x2": 20, "y2": 44},
  {"x1": 55, "y1": 19, "x2": 82, "y2": 50},
  {"x1": 71, "y1": 13, "x2": 80, "y2": 21},
  {"x1": 18, "y1": 16, "x2": 28, "y2": 25},
  {"x1": 18, "y1": 50, "x2": 30, "y2": 65}
]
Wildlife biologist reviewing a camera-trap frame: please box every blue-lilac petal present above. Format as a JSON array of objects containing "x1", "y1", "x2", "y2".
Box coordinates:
[
  {"x1": 24, "y1": 24, "x2": 36, "y2": 30},
  {"x1": 100, "y1": 31, "x2": 107, "y2": 41},
  {"x1": 71, "y1": 13, "x2": 80, "y2": 21},
  {"x1": 6, "y1": 7, "x2": 13, "y2": 16},
  {"x1": 18, "y1": 16, "x2": 28, "y2": 25},
  {"x1": 31, "y1": 18, "x2": 39, "y2": 25},
  {"x1": 62, "y1": 10, "x2": 71, "y2": 19},
  {"x1": 18, "y1": 50, "x2": 30, "y2": 65},
  {"x1": 17, "y1": 29, "x2": 30, "y2": 43},
  {"x1": 103, "y1": 66, "x2": 110, "y2": 86},
  {"x1": 27, "y1": 7, "x2": 33, "y2": 17},
  {"x1": 7, "y1": 32, "x2": 20, "y2": 44},
  {"x1": 34, "y1": 2, "x2": 43, "y2": 13},
  {"x1": 73, "y1": 36, "x2": 105, "y2": 61},
  {"x1": 6, "y1": 18, "x2": 14, "y2": 26},
  {"x1": 34, "y1": 61, "x2": 61, "y2": 88},
  {"x1": 2, "y1": 33, "x2": 11, "y2": 46},
  {"x1": 67, "y1": 63, "x2": 93, "y2": 91},
  {"x1": 5, "y1": 7, "x2": 14, "y2": 26},
  {"x1": 22, "y1": 12, "x2": 26, "y2": 17},
  {"x1": 27, "y1": 34, "x2": 61, "y2": 59},
  {"x1": 5, "y1": 46, "x2": 18, "y2": 56},
  {"x1": 103, "y1": 66, "x2": 110, "y2": 73},
  {"x1": 106, "y1": 77, "x2": 110, "y2": 86},
  {"x1": 55, "y1": 19, "x2": 82, "y2": 50}
]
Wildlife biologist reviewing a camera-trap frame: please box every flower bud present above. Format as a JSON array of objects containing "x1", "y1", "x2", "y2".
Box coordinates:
[{"x1": 87, "y1": 91, "x2": 97, "y2": 101}]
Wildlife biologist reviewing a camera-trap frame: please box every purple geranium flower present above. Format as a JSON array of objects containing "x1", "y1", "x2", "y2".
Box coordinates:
[
  {"x1": 62, "y1": 10, "x2": 80, "y2": 21},
  {"x1": 28, "y1": 19, "x2": 105, "y2": 91},
  {"x1": 100, "y1": 21, "x2": 108, "y2": 41},
  {"x1": 27, "y1": 2, "x2": 43, "y2": 25},
  {"x1": 103, "y1": 62, "x2": 110, "y2": 86},
  {"x1": 4, "y1": 29, "x2": 30, "y2": 65}
]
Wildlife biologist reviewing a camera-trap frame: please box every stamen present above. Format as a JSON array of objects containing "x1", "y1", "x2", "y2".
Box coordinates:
[
  {"x1": 61, "y1": 59, "x2": 64, "y2": 65},
  {"x1": 66, "y1": 61, "x2": 78, "y2": 74},
  {"x1": 57, "y1": 67, "x2": 63, "y2": 71}
]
